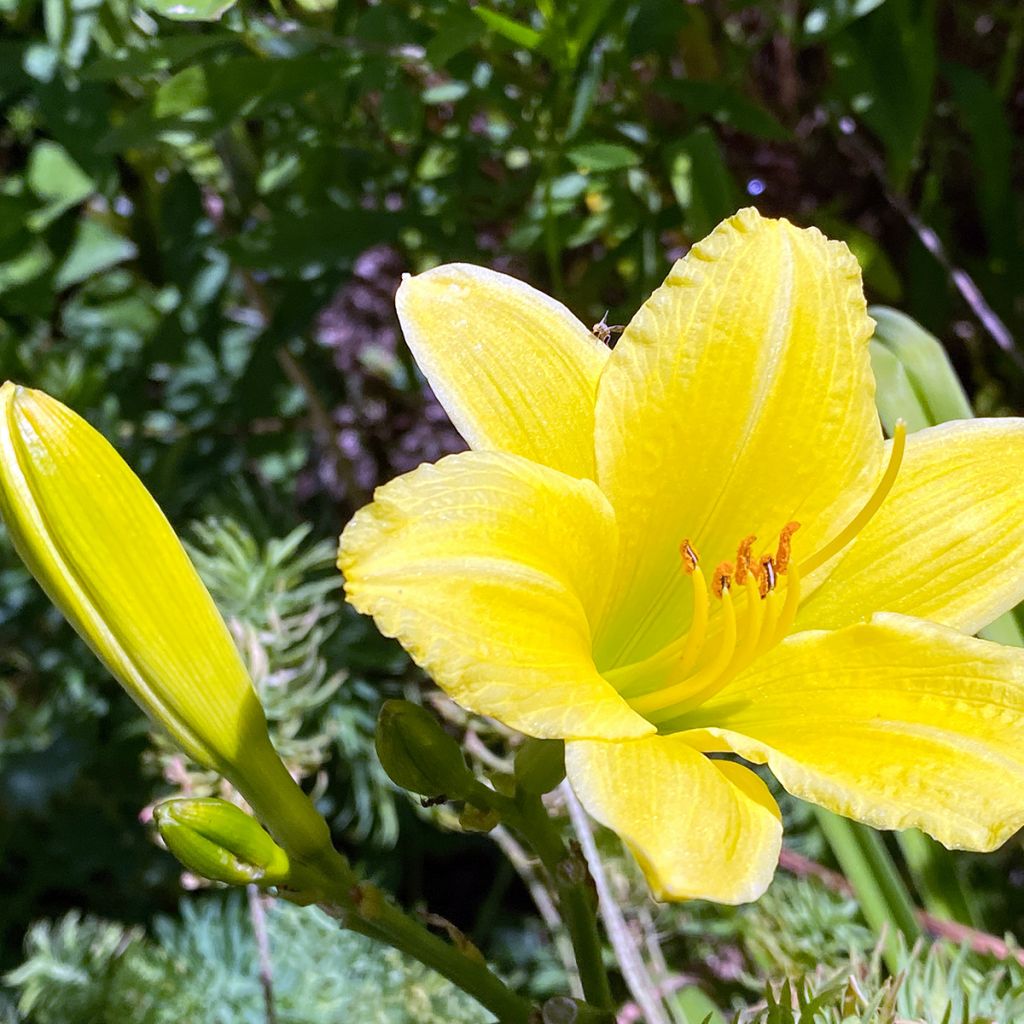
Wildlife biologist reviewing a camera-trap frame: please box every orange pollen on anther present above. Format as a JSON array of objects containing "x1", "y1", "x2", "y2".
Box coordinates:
[
  {"x1": 679, "y1": 540, "x2": 699, "y2": 574},
  {"x1": 711, "y1": 561, "x2": 734, "y2": 599},
  {"x1": 775, "y1": 521, "x2": 800, "y2": 574},
  {"x1": 734, "y1": 535, "x2": 757, "y2": 584},
  {"x1": 757, "y1": 555, "x2": 777, "y2": 598}
]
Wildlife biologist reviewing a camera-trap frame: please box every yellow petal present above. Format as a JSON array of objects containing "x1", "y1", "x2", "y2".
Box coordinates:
[
  {"x1": 686, "y1": 613, "x2": 1024, "y2": 850},
  {"x1": 339, "y1": 451, "x2": 652, "y2": 740},
  {"x1": 565, "y1": 735, "x2": 782, "y2": 903},
  {"x1": 0, "y1": 384, "x2": 333, "y2": 864},
  {"x1": 797, "y1": 418, "x2": 1024, "y2": 635},
  {"x1": 396, "y1": 264, "x2": 608, "y2": 478},
  {"x1": 591, "y1": 208, "x2": 883, "y2": 669}
]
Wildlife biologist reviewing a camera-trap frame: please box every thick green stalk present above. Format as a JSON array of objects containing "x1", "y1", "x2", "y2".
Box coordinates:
[
  {"x1": 814, "y1": 808, "x2": 920, "y2": 974},
  {"x1": 510, "y1": 791, "x2": 614, "y2": 1011},
  {"x1": 316, "y1": 865, "x2": 535, "y2": 1024}
]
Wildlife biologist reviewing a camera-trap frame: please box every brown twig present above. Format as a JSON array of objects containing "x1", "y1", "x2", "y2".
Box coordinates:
[{"x1": 779, "y1": 848, "x2": 1024, "y2": 964}]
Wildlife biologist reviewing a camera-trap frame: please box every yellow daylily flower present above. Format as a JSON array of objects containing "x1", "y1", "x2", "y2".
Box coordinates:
[
  {"x1": 0, "y1": 383, "x2": 336, "y2": 870},
  {"x1": 339, "y1": 208, "x2": 1024, "y2": 904}
]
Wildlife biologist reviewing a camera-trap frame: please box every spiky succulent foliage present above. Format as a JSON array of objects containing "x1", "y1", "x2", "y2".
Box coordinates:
[
  {"x1": 147, "y1": 517, "x2": 399, "y2": 847},
  {"x1": 738, "y1": 939, "x2": 1024, "y2": 1024},
  {"x1": 2, "y1": 897, "x2": 488, "y2": 1024}
]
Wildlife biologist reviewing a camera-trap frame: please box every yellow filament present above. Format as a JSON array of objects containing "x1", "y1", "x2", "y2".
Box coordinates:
[
  {"x1": 679, "y1": 564, "x2": 709, "y2": 675},
  {"x1": 772, "y1": 561, "x2": 802, "y2": 644},
  {"x1": 608, "y1": 564, "x2": 710, "y2": 698},
  {"x1": 798, "y1": 421, "x2": 906, "y2": 577},
  {"x1": 754, "y1": 587, "x2": 780, "y2": 658},
  {"x1": 631, "y1": 588, "x2": 737, "y2": 719},
  {"x1": 736, "y1": 575, "x2": 765, "y2": 667}
]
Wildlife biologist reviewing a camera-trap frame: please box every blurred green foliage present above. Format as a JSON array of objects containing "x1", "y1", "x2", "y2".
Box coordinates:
[
  {"x1": 3, "y1": 897, "x2": 487, "y2": 1023},
  {"x1": 2, "y1": 0, "x2": 1024, "y2": 1016}
]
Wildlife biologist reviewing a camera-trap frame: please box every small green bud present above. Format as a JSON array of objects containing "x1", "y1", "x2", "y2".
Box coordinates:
[
  {"x1": 514, "y1": 739, "x2": 566, "y2": 795},
  {"x1": 375, "y1": 700, "x2": 475, "y2": 799},
  {"x1": 154, "y1": 798, "x2": 291, "y2": 887}
]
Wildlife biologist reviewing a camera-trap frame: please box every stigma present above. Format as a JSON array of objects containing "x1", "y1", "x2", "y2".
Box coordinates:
[{"x1": 624, "y1": 422, "x2": 906, "y2": 727}]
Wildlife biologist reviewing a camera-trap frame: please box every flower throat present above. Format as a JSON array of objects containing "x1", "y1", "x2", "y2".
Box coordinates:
[{"x1": 615, "y1": 423, "x2": 907, "y2": 730}]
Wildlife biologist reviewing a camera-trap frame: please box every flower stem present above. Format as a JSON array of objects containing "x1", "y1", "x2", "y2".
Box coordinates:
[
  {"x1": 314, "y1": 860, "x2": 535, "y2": 1023},
  {"x1": 504, "y1": 789, "x2": 614, "y2": 1011}
]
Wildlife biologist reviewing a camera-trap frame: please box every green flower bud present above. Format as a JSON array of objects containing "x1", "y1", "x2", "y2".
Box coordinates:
[
  {"x1": 0, "y1": 384, "x2": 340, "y2": 875},
  {"x1": 514, "y1": 738, "x2": 565, "y2": 795},
  {"x1": 869, "y1": 306, "x2": 973, "y2": 429},
  {"x1": 375, "y1": 700, "x2": 475, "y2": 799},
  {"x1": 154, "y1": 798, "x2": 292, "y2": 887}
]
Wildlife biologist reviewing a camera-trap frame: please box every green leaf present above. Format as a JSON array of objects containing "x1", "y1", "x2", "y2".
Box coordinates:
[
  {"x1": 54, "y1": 220, "x2": 137, "y2": 290},
  {"x1": 802, "y1": 0, "x2": 887, "y2": 41},
  {"x1": 666, "y1": 127, "x2": 739, "y2": 239},
  {"x1": 144, "y1": 0, "x2": 238, "y2": 22},
  {"x1": 943, "y1": 61, "x2": 1014, "y2": 258},
  {"x1": 656, "y1": 79, "x2": 788, "y2": 141},
  {"x1": 426, "y1": 6, "x2": 486, "y2": 67},
  {"x1": 473, "y1": 8, "x2": 543, "y2": 51},
  {"x1": 566, "y1": 141, "x2": 640, "y2": 172},
  {"x1": 421, "y1": 81, "x2": 469, "y2": 104},
  {"x1": 26, "y1": 141, "x2": 95, "y2": 230},
  {"x1": 827, "y1": 0, "x2": 936, "y2": 189}
]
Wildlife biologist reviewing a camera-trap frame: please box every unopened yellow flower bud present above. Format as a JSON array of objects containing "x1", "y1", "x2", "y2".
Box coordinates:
[
  {"x1": 0, "y1": 383, "x2": 341, "y2": 875},
  {"x1": 154, "y1": 798, "x2": 291, "y2": 886}
]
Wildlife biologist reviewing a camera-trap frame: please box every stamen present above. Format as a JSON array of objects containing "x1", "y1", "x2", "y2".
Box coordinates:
[
  {"x1": 679, "y1": 560, "x2": 709, "y2": 674},
  {"x1": 711, "y1": 561, "x2": 734, "y2": 599},
  {"x1": 737, "y1": 575, "x2": 766, "y2": 665},
  {"x1": 679, "y1": 540, "x2": 699, "y2": 574},
  {"x1": 755, "y1": 587, "x2": 781, "y2": 658},
  {"x1": 758, "y1": 556, "x2": 777, "y2": 598},
  {"x1": 775, "y1": 522, "x2": 800, "y2": 573},
  {"x1": 632, "y1": 587, "x2": 737, "y2": 720},
  {"x1": 605, "y1": 542, "x2": 707, "y2": 697},
  {"x1": 734, "y1": 535, "x2": 757, "y2": 584},
  {"x1": 798, "y1": 421, "x2": 906, "y2": 577},
  {"x1": 771, "y1": 560, "x2": 802, "y2": 644}
]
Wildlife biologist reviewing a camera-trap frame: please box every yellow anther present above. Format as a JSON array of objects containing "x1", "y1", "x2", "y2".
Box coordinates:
[
  {"x1": 799, "y1": 421, "x2": 906, "y2": 577},
  {"x1": 775, "y1": 521, "x2": 800, "y2": 574},
  {"x1": 757, "y1": 555, "x2": 777, "y2": 598},
  {"x1": 734, "y1": 535, "x2": 757, "y2": 584},
  {"x1": 679, "y1": 539, "x2": 699, "y2": 574},
  {"x1": 711, "y1": 561, "x2": 734, "y2": 599}
]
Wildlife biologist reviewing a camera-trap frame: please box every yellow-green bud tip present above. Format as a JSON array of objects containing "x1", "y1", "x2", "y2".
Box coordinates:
[{"x1": 154, "y1": 798, "x2": 292, "y2": 887}]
